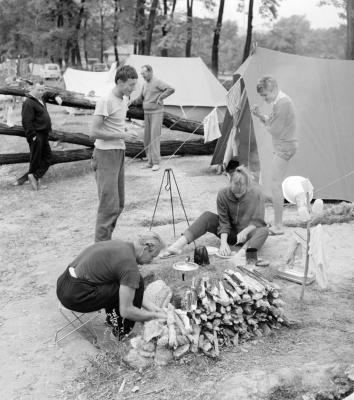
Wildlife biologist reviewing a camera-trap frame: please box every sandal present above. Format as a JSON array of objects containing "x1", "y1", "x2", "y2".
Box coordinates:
[
  {"x1": 268, "y1": 227, "x2": 284, "y2": 236},
  {"x1": 158, "y1": 248, "x2": 182, "y2": 259}
]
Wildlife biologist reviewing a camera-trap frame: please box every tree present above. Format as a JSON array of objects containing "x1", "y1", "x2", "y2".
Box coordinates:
[
  {"x1": 211, "y1": 0, "x2": 225, "y2": 76},
  {"x1": 255, "y1": 15, "x2": 311, "y2": 54},
  {"x1": 113, "y1": 0, "x2": 120, "y2": 63},
  {"x1": 160, "y1": 0, "x2": 177, "y2": 56},
  {"x1": 145, "y1": 0, "x2": 159, "y2": 55},
  {"x1": 240, "y1": 0, "x2": 281, "y2": 62},
  {"x1": 186, "y1": 0, "x2": 194, "y2": 57},
  {"x1": 134, "y1": 0, "x2": 146, "y2": 54},
  {"x1": 319, "y1": 0, "x2": 354, "y2": 59}
]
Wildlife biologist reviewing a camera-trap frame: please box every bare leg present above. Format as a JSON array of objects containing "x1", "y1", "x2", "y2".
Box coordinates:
[{"x1": 271, "y1": 154, "x2": 289, "y2": 232}]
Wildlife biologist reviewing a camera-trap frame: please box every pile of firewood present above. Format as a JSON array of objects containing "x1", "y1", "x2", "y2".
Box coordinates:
[
  {"x1": 124, "y1": 267, "x2": 287, "y2": 368},
  {"x1": 183, "y1": 266, "x2": 286, "y2": 357}
]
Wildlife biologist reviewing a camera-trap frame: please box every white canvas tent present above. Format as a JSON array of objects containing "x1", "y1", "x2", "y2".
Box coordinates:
[
  {"x1": 63, "y1": 56, "x2": 227, "y2": 121},
  {"x1": 63, "y1": 67, "x2": 116, "y2": 98},
  {"x1": 213, "y1": 47, "x2": 354, "y2": 202},
  {"x1": 123, "y1": 55, "x2": 227, "y2": 122}
]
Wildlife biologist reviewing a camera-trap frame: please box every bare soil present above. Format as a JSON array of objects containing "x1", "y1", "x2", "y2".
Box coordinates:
[{"x1": 1, "y1": 108, "x2": 354, "y2": 400}]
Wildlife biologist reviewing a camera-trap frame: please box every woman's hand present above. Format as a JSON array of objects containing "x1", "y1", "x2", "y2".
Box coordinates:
[{"x1": 219, "y1": 242, "x2": 231, "y2": 256}]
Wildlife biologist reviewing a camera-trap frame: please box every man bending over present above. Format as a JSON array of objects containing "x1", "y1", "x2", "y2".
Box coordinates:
[{"x1": 57, "y1": 231, "x2": 166, "y2": 339}]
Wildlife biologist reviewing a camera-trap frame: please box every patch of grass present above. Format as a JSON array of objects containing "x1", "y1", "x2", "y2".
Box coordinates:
[{"x1": 267, "y1": 384, "x2": 304, "y2": 400}]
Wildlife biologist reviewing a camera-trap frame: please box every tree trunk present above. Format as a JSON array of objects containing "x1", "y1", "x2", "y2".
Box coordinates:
[
  {"x1": 347, "y1": 0, "x2": 354, "y2": 59},
  {"x1": 135, "y1": 0, "x2": 146, "y2": 54},
  {"x1": 113, "y1": 0, "x2": 120, "y2": 64},
  {"x1": 0, "y1": 87, "x2": 206, "y2": 135},
  {"x1": 186, "y1": 0, "x2": 194, "y2": 57},
  {"x1": 211, "y1": 0, "x2": 225, "y2": 76},
  {"x1": 0, "y1": 126, "x2": 216, "y2": 167},
  {"x1": 76, "y1": 0, "x2": 86, "y2": 69},
  {"x1": 100, "y1": 9, "x2": 104, "y2": 62},
  {"x1": 242, "y1": 0, "x2": 254, "y2": 62},
  {"x1": 161, "y1": 0, "x2": 169, "y2": 56},
  {"x1": 145, "y1": 0, "x2": 159, "y2": 55}
]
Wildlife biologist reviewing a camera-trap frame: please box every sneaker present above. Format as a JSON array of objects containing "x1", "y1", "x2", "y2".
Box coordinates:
[
  {"x1": 28, "y1": 174, "x2": 38, "y2": 191},
  {"x1": 141, "y1": 164, "x2": 152, "y2": 169},
  {"x1": 38, "y1": 179, "x2": 48, "y2": 190},
  {"x1": 152, "y1": 165, "x2": 160, "y2": 171}
]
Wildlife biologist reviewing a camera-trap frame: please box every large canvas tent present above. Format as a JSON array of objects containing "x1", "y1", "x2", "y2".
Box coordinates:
[
  {"x1": 63, "y1": 56, "x2": 227, "y2": 122},
  {"x1": 123, "y1": 55, "x2": 227, "y2": 122},
  {"x1": 212, "y1": 47, "x2": 354, "y2": 202}
]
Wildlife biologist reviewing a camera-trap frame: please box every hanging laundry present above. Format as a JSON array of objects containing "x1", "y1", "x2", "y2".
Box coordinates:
[
  {"x1": 223, "y1": 125, "x2": 239, "y2": 166},
  {"x1": 226, "y1": 79, "x2": 242, "y2": 118},
  {"x1": 203, "y1": 108, "x2": 221, "y2": 143}
]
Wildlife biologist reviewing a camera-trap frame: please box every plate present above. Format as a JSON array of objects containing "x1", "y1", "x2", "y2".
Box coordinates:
[
  {"x1": 214, "y1": 251, "x2": 237, "y2": 259},
  {"x1": 173, "y1": 261, "x2": 199, "y2": 272},
  {"x1": 205, "y1": 246, "x2": 219, "y2": 255}
]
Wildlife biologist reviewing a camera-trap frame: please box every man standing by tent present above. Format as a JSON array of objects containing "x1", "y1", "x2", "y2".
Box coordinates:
[
  {"x1": 251, "y1": 76, "x2": 298, "y2": 235},
  {"x1": 89, "y1": 65, "x2": 138, "y2": 242},
  {"x1": 129, "y1": 65, "x2": 175, "y2": 171}
]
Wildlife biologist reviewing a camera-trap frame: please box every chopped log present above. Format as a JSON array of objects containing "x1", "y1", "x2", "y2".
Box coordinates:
[{"x1": 0, "y1": 86, "x2": 205, "y2": 135}]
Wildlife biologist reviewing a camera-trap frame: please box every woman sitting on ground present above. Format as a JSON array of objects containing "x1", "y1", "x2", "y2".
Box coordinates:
[{"x1": 160, "y1": 165, "x2": 269, "y2": 258}]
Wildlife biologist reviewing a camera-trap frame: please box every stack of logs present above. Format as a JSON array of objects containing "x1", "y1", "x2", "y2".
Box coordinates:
[
  {"x1": 125, "y1": 267, "x2": 287, "y2": 367},
  {"x1": 183, "y1": 266, "x2": 286, "y2": 357}
]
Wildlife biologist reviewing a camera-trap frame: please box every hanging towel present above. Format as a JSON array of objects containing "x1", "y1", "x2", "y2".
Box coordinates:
[{"x1": 203, "y1": 108, "x2": 221, "y2": 143}]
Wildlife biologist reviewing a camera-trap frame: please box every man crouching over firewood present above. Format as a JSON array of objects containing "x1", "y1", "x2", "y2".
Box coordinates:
[
  {"x1": 159, "y1": 165, "x2": 269, "y2": 258},
  {"x1": 56, "y1": 231, "x2": 167, "y2": 339}
]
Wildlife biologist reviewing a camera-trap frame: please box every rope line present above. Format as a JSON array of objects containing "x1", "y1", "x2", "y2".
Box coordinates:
[{"x1": 314, "y1": 170, "x2": 354, "y2": 195}]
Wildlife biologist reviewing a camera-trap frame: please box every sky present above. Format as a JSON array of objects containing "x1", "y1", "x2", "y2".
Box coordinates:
[{"x1": 177, "y1": 0, "x2": 343, "y2": 31}]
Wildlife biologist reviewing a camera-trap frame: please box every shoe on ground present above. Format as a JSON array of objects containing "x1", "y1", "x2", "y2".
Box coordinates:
[
  {"x1": 28, "y1": 174, "x2": 38, "y2": 191},
  {"x1": 38, "y1": 179, "x2": 48, "y2": 190},
  {"x1": 141, "y1": 163, "x2": 152, "y2": 169},
  {"x1": 152, "y1": 165, "x2": 160, "y2": 171}
]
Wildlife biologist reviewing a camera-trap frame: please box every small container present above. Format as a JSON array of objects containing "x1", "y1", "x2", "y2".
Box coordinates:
[{"x1": 246, "y1": 248, "x2": 258, "y2": 265}]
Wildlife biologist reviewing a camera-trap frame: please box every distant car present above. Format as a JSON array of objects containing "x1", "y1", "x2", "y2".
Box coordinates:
[
  {"x1": 92, "y1": 63, "x2": 108, "y2": 72},
  {"x1": 42, "y1": 63, "x2": 61, "y2": 80}
]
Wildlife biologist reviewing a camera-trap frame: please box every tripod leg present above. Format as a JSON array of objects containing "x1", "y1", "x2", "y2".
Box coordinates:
[
  {"x1": 167, "y1": 170, "x2": 176, "y2": 237},
  {"x1": 171, "y1": 169, "x2": 191, "y2": 226},
  {"x1": 150, "y1": 169, "x2": 167, "y2": 230}
]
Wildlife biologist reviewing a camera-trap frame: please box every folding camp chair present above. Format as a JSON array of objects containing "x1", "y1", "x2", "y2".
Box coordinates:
[{"x1": 54, "y1": 303, "x2": 101, "y2": 344}]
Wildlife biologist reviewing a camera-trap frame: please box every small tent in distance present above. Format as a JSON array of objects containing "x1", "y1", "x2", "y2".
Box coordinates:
[{"x1": 213, "y1": 47, "x2": 354, "y2": 202}]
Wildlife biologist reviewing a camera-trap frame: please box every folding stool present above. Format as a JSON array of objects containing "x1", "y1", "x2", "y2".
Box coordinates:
[{"x1": 54, "y1": 304, "x2": 101, "y2": 344}]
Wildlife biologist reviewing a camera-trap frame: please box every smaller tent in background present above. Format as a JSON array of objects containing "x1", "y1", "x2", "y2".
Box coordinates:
[
  {"x1": 123, "y1": 55, "x2": 227, "y2": 122},
  {"x1": 63, "y1": 68, "x2": 115, "y2": 98},
  {"x1": 212, "y1": 47, "x2": 354, "y2": 202}
]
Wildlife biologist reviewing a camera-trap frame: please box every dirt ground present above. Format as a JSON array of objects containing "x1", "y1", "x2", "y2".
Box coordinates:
[{"x1": 1, "y1": 108, "x2": 354, "y2": 400}]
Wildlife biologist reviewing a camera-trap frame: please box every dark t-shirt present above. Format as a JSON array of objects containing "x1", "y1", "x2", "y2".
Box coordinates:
[{"x1": 72, "y1": 240, "x2": 140, "y2": 289}]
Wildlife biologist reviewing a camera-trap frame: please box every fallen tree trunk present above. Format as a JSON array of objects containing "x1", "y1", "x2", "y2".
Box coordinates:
[
  {"x1": 0, "y1": 140, "x2": 216, "y2": 166},
  {"x1": 0, "y1": 123, "x2": 215, "y2": 166},
  {"x1": 0, "y1": 123, "x2": 94, "y2": 147},
  {"x1": 0, "y1": 86, "x2": 205, "y2": 135}
]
